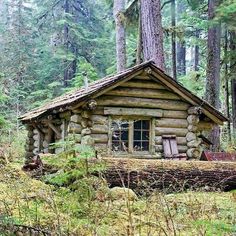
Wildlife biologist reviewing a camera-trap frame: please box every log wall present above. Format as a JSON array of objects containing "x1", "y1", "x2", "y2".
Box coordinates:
[{"x1": 25, "y1": 74, "x2": 216, "y2": 160}]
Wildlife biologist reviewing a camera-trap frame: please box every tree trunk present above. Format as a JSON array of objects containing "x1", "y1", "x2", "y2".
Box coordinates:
[
  {"x1": 171, "y1": 0, "x2": 177, "y2": 80},
  {"x1": 63, "y1": 0, "x2": 70, "y2": 87},
  {"x1": 205, "y1": 0, "x2": 221, "y2": 151},
  {"x1": 140, "y1": 0, "x2": 165, "y2": 70},
  {"x1": 113, "y1": 0, "x2": 126, "y2": 72},
  {"x1": 224, "y1": 29, "x2": 231, "y2": 141},
  {"x1": 229, "y1": 30, "x2": 236, "y2": 140},
  {"x1": 136, "y1": 12, "x2": 142, "y2": 65},
  {"x1": 194, "y1": 30, "x2": 200, "y2": 71},
  {"x1": 176, "y1": 0, "x2": 186, "y2": 76}
]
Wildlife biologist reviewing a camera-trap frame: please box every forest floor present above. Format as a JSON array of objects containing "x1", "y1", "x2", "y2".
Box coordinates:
[{"x1": 0, "y1": 155, "x2": 235, "y2": 236}]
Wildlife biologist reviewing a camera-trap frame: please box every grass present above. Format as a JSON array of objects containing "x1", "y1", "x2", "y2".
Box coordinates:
[{"x1": 0, "y1": 161, "x2": 235, "y2": 235}]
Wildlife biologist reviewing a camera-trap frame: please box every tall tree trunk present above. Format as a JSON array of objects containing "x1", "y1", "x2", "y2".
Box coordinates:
[
  {"x1": 224, "y1": 29, "x2": 231, "y2": 141},
  {"x1": 229, "y1": 30, "x2": 236, "y2": 141},
  {"x1": 171, "y1": 0, "x2": 177, "y2": 80},
  {"x1": 194, "y1": 30, "x2": 200, "y2": 71},
  {"x1": 63, "y1": 0, "x2": 69, "y2": 87},
  {"x1": 176, "y1": 0, "x2": 186, "y2": 76},
  {"x1": 113, "y1": 0, "x2": 126, "y2": 72},
  {"x1": 140, "y1": 0, "x2": 165, "y2": 70},
  {"x1": 205, "y1": 0, "x2": 221, "y2": 151},
  {"x1": 136, "y1": 12, "x2": 142, "y2": 65}
]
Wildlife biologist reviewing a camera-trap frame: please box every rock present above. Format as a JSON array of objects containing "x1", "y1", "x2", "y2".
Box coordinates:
[{"x1": 109, "y1": 187, "x2": 138, "y2": 201}]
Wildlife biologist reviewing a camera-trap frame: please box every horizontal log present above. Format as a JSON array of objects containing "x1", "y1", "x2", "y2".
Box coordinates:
[
  {"x1": 105, "y1": 88, "x2": 181, "y2": 100},
  {"x1": 133, "y1": 75, "x2": 151, "y2": 80},
  {"x1": 91, "y1": 115, "x2": 108, "y2": 125},
  {"x1": 155, "y1": 145, "x2": 188, "y2": 153},
  {"x1": 187, "y1": 115, "x2": 199, "y2": 125},
  {"x1": 104, "y1": 107, "x2": 163, "y2": 117},
  {"x1": 187, "y1": 139, "x2": 201, "y2": 148},
  {"x1": 68, "y1": 122, "x2": 82, "y2": 134},
  {"x1": 91, "y1": 134, "x2": 109, "y2": 143},
  {"x1": 163, "y1": 110, "x2": 188, "y2": 119},
  {"x1": 186, "y1": 132, "x2": 197, "y2": 142},
  {"x1": 92, "y1": 107, "x2": 105, "y2": 115},
  {"x1": 70, "y1": 114, "x2": 82, "y2": 124},
  {"x1": 91, "y1": 124, "x2": 109, "y2": 134},
  {"x1": 121, "y1": 80, "x2": 166, "y2": 89},
  {"x1": 100, "y1": 158, "x2": 236, "y2": 192},
  {"x1": 97, "y1": 96, "x2": 190, "y2": 111},
  {"x1": 155, "y1": 127, "x2": 188, "y2": 137},
  {"x1": 155, "y1": 118, "x2": 188, "y2": 128},
  {"x1": 155, "y1": 136, "x2": 187, "y2": 145},
  {"x1": 188, "y1": 125, "x2": 198, "y2": 132}
]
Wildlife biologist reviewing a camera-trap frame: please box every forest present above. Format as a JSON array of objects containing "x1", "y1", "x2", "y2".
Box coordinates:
[{"x1": 0, "y1": 0, "x2": 236, "y2": 235}]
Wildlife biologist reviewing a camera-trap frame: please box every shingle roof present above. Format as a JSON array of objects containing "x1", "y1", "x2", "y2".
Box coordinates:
[{"x1": 19, "y1": 61, "x2": 228, "y2": 123}]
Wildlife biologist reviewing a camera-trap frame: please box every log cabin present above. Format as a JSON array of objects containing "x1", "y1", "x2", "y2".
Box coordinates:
[{"x1": 20, "y1": 61, "x2": 228, "y2": 161}]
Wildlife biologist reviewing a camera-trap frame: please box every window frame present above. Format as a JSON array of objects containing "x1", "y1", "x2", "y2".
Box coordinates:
[{"x1": 109, "y1": 116, "x2": 155, "y2": 156}]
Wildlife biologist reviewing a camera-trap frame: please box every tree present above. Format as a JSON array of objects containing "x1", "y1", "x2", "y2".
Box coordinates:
[
  {"x1": 113, "y1": 0, "x2": 126, "y2": 72},
  {"x1": 205, "y1": 0, "x2": 221, "y2": 151},
  {"x1": 171, "y1": 0, "x2": 177, "y2": 79},
  {"x1": 140, "y1": 0, "x2": 165, "y2": 70}
]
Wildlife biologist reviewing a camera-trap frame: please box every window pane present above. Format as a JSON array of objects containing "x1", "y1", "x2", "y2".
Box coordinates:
[
  {"x1": 142, "y1": 141, "x2": 149, "y2": 151},
  {"x1": 134, "y1": 120, "x2": 142, "y2": 129},
  {"x1": 134, "y1": 131, "x2": 141, "y2": 140},
  {"x1": 133, "y1": 141, "x2": 142, "y2": 151},
  {"x1": 121, "y1": 130, "x2": 129, "y2": 141},
  {"x1": 143, "y1": 131, "x2": 150, "y2": 141},
  {"x1": 142, "y1": 120, "x2": 150, "y2": 129}
]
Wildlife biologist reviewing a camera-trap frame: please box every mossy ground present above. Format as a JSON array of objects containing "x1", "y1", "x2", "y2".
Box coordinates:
[{"x1": 0, "y1": 159, "x2": 235, "y2": 235}]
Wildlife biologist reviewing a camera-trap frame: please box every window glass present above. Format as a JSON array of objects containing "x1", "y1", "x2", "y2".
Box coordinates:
[
  {"x1": 133, "y1": 120, "x2": 150, "y2": 151},
  {"x1": 111, "y1": 120, "x2": 129, "y2": 152}
]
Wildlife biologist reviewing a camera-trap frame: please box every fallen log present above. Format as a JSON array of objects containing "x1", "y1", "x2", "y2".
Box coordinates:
[{"x1": 97, "y1": 158, "x2": 236, "y2": 193}]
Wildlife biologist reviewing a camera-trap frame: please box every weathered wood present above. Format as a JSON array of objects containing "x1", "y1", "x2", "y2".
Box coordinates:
[
  {"x1": 48, "y1": 122, "x2": 62, "y2": 139},
  {"x1": 155, "y1": 127, "x2": 188, "y2": 137},
  {"x1": 187, "y1": 139, "x2": 201, "y2": 148},
  {"x1": 156, "y1": 118, "x2": 188, "y2": 128},
  {"x1": 105, "y1": 87, "x2": 181, "y2": 100},
  {"x1": 104, "y1": 107, "x2": 163, "y2": 117},
  {"x1": 81, "y1": 128, "x2": 92, "y2": 136},
  {"x1": 100, "y1": 159, "x2": 236, "y2": 192},
  {"x1": 133, "y1": 75, "x2": 151, "y2": 80},
  {"x1": 91, "y1": 115, "x2": 108, "y2": 125},
  {"x1": 81, "y1": 110, "x2": 91, "y2": 118},
  {"x1": 188, "y1": 124, "x2": 198, "y2": 132},
  {"x1": 91, "y1": 134, "x2": 109, "y2": 143},
  {"x1": 122, "y1": 80, "x2": 166, "y2": 89},
  {"x1": 163, "y1": 110, "x2": 188, "y2": 119},
  {"x1": 68, "y1": 122, "x2": 82, "y2": 134},
  {"x1": 186, "y1": 132, "x2": 197, "y2": 142},
  {"x1": 187, "y1": 147, "x2": 202, "y2": 159},
  {"x1": 197, "y1": 121, "x2": 214, "y2": 131},
  {"x1": 155, "y1": 136, "x2": 187, "y2": 145},
  {"x1": 92, "y1": 107, "x2": 105, "y2": 115},
  {"x1": 187, "y1": 115, "x2": 200, "y2": 125},
  {"x1": 97, "y1": 96, "x2": 190, "y2": 110},
  {"x1": 59, "y1": 111, "x2": 71, "y2": 119},
  {"x1": 70, "y1": 114, "x2": 82, "y2": 123},
  {"x1": 188, "y1": 106, "x2": 202, "y2": 115},
  {"x1": 155, "y1": 145, "x2": 188, "y2": 153},
  {"x1": 91, "y1": 124, "x2": 109, "y2": 134}
]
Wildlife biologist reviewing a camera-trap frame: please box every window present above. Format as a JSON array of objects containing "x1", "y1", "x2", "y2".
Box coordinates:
[
  {"x1": 133, "y1": 120, "x2": 150, "y2": 151},
  {"x1": 111, "y1": 119, "x2": 150, "y2": 154}
]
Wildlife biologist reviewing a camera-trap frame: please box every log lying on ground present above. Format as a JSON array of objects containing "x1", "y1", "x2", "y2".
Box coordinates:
[{"x1": 96, "y1": 158, "x2": 236, "y2": 193}]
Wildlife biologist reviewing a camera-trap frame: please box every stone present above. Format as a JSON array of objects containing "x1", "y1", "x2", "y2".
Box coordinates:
[{"x1": 109, "y1": 187, "x2": 138, "y2": 201}]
